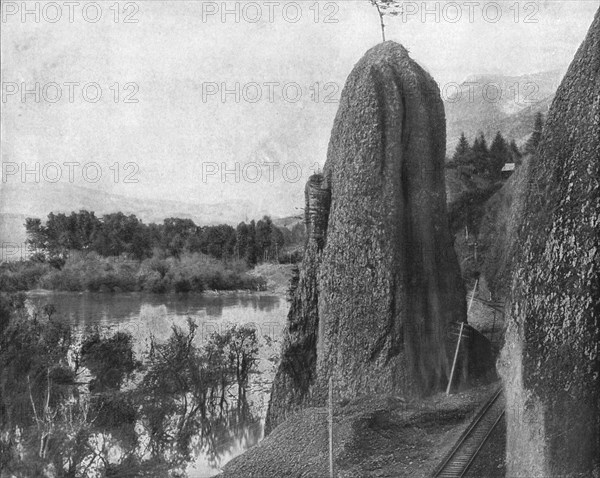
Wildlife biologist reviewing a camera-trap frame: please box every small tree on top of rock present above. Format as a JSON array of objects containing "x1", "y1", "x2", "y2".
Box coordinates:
[{"x1": 367, "y1": 0, "x2": 404, "y2": 42}]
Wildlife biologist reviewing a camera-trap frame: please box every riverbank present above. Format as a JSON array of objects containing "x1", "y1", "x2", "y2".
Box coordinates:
[
  {"x1": 248, "y1": 263, "x2": 295, "y2": 297},
  {"x1": 0, "y1": 253, "x2": 296, "y2": 296}
]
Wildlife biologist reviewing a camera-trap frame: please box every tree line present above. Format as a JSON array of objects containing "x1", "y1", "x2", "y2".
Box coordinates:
[
  {"x1": 448, "y1": 111, "x2": 544, "y2": 182},
  {"x1": 25, "y1": 212, "x2": 305, "y2": 265},
  {"x1": 449, "y1": 131, "x2": 521, "y2": 181}
]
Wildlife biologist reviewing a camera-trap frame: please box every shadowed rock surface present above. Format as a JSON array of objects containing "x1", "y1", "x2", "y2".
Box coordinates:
[
  {"x1": 265, "y1": 175, "x2": 330, "y2": 432},
  {"x1": 266, "y1": 42, "x2": 469, "y2": 433},
  {"x1": 499, "y1": 7, "x2": 600, "y2": 477}
]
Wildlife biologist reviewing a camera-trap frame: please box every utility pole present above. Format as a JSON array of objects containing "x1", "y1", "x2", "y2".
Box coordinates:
[
  {"x1": 447, "y1": 279, "x2": 478, "y2": 395},
  {"x1": 468, "y1": 278, "x2": 479, "y2": 314},
  {"x1": 490, "y1": 309, "x2": 497, "y2": 345},
  {"x1": 329, "y1": 377, "x2": 334, "y2": 478},
  {"x1": 447, "y1": 322, "x2": 465, "y2": 395}
]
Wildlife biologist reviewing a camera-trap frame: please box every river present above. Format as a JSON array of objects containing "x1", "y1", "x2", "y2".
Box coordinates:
[{"x1": 26, "y1": 290, "x2": 289, "y2": 477}]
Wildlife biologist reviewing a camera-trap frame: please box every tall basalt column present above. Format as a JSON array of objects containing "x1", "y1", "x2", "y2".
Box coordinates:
[
  {"x1": 315, "y1": 42, "x2": 466, "y2": 400},
  {"x1": 266, "y1": 41, "x2": 467, "y2": 432},
  {"x1": 499, "y1": 7, "x2": 600, "y2": 477},
  {"x1": 305, "y1": 174, "x2": 331, "y2": 250}
]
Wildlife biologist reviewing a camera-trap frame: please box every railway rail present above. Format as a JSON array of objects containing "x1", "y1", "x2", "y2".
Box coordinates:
[{"x1": 432, "y1": 386, "x2": 505, "y2": 478}]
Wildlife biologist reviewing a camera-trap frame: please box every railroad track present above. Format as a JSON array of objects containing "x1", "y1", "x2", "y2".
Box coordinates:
[{"x1": 432, "y1": 386, "x2": 505, "y2": 478}]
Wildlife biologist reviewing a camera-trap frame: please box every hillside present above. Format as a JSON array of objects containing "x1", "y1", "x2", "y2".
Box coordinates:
[
  {"x1": 478, "y1": 157, "x2": 532, "y2": 300},
  {"x1": 444, "y1": 70, "x2": 562, "y2": 151}
]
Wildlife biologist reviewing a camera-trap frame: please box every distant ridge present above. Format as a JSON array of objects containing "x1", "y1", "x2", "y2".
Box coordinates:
[{"x1": 444, "y1": 69, "x2": 563, "y2": 151}]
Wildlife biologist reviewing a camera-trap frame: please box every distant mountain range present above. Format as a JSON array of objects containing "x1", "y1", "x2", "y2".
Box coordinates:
[{"x1": 444, "y1": 69, "x2": 563, "y2": 152}]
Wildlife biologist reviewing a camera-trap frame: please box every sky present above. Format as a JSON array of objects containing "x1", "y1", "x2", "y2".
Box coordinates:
[{"x1": 1, "y1": 0, "x2": 598, "y2": 219}]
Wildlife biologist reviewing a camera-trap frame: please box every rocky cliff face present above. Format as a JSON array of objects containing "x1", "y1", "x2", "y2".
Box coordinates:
[
  {"x1": 499, "y1": 7, "x2": 600, "y2": 477},
  {"x1": 266, "y1": 42, "x2": 468, "y2": 433},
  {"x1": 265, "y1": 175, "x2": 329, "y2": 432},
  {"x1": 314, "y1": 42, "x2": 467, "y2": 401},
  {"x1": 478, "y1": 155, "x2": 533, "y2": 300}
]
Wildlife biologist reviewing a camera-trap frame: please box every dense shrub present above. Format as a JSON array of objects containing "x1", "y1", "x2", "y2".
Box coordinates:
[
  {"x1": 34, "y1": 253, "x2": 138, "y2": 292},
  {"x1": 0, "y1": 261, "x2": 51, "y2": 291},
  {"x1": 1, "y1": 252, "x2": 265, "y2": 293}
]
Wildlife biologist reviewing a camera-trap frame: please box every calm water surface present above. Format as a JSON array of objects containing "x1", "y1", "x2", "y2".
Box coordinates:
[{"x1": 27, "y1": 290, "x2": 289, "y2": 477}]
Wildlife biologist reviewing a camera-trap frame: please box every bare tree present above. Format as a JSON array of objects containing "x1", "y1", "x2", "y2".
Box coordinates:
[{"x1": 368, "y1": 0, "x2": 404, "y2": 42}]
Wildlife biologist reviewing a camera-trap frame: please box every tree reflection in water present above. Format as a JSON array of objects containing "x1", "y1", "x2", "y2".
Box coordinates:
[{"x1": 0, "y1": 294, "x2": 271, "y2": 478}]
